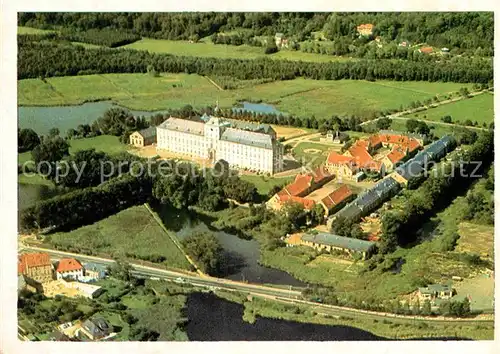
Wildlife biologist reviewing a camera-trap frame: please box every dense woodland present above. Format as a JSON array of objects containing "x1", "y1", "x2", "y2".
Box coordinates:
[
  {"x1": 18, "y1": 12, "x2": 493, "y2": 54},
  {"x1": 18, "y1": 41, "x2": 492, "y2": 83},
  {"x1": 59, "y1": 28, "x2": 141, "y2": 47}
]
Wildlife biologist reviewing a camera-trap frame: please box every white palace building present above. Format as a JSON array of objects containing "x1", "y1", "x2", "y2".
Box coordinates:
[{"x1": 156, "y1": 113, "x2": 284, "y2": 174}]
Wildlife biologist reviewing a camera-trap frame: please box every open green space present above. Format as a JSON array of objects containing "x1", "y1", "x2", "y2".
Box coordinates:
[
  {"x1": 239, "y1": 174, "x2": 294, "y2": 196},
  {"x1": 290, "y1": 141, "x2": 332, "y2": 167},
  {"x1": 19, "y1": 135, "x2": 129, "y2": 164},
  {"x1": 68, "y1": 135, "x2": 130, "y2": 155},
  {"x1": 456, "y1": 222, "x2": 494, "y2": 259},
  {"x1": 261, "y1": 171, "x2": 494, "y2": 305},
  {"x1": 18, "y1": 26, "x2": 55, "y2": 35},
  {"x1": 45, "y1": 205, "x2": 191, "y2": 270},
  {"x1": 403, "y1": 93, "x2": 494, "y2": 125},
  {"x1": 371, "y1": 119, "x2": 456, "y2": 138},
  {"x1": 123, "y1": 38, "x2": 351, "y2": 63},
  {"x1": 18, "y1": 73, "x2": 474, "y2": 119}
]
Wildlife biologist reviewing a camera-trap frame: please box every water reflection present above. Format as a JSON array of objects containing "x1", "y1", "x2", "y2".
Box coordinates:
[
  {"x1": 154, "y1": 203, "x2": 305, "y2": 287},
  {"x1": 186, "y1": 292, "x2": 384, "y2": 341}
]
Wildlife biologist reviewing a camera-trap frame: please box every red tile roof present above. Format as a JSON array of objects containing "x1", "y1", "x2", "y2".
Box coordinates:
[
  {"x1": 280, "y1": 195, "x2": 316, "y2": 210},
  {"x1": 419, "y1": 46, "x2": 433, "y2": 54},
  {"x1": 311, "y1": 166, "x2": 333, "y2": 184},
  {"x1": 348, "y1": 143, "x2": 379, "y2": 170},
  {"x1": 321, "y1": 185, "x2": 354, "y2": 210},
  {"x1": 56, "y1": 258, "x2": 83, "y2": 273},
  {"x1": 378, "y1": 133, "x2": 421, "y2": 153},
  {"x1": 327, "y1": 151, "x2": 355, "y2": 165},
  {"x1": 357, "y1": 24, "x2": 374, "y2": 31},
  {"x1": 282, "y1": 174, "x2": 312, "y2": 197},
  {"x1": 386, "y1": 147, "x2": 406, "y2": 164},
  {"x1": 18, "y1": 253, "x2": 51, "y2": 274}
]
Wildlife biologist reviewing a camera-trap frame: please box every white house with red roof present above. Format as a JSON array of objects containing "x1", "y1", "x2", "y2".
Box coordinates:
[{"x1": 56, "y1": 258, "x2": 84, "y2": 281}]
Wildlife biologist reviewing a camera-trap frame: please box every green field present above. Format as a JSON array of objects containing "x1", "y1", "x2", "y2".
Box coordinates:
[
  {"x1": 46, "y1": 205, "x2": 191, "y2": 270},
  {"x1": 291, "y1": 141, "x2": 332, "y2": 166},
  {"x1": 19, "y1": 73, "x2": 473, "y2": 119},
  {"x1": 68, "y1": 135, "x2": 130, "y2": 155},
  {"x1": 18, "y1": 135, "x2": 129, "y2": 166},
  {"x1": 239, "y1": 174, "x2": 294, "y2": 196},
  {"x1": 18, "y1": 26, "x2": 55, "y2": 35},
  {"x1": 124, "y1": 38, "x2": 351, "y2": 63},
  {"x1": 403, "y1": 93, "x2": 494, "y2": 125}
]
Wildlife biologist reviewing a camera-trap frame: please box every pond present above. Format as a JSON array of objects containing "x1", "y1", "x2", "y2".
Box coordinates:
[
  {"x1": 18, "y1": 101, "x2": 170, "y2": 136},
  {"x1": 18, "y1": 100, "x2": 288, "y2": 137},
  {"x1": 233, "y1": 101, "x2": 288, "y2": 116},
  {"x1": 186, "y1": 292, "x2": 384, "y2": 341},
  {"x1": 154, "y1": 204, "x2": 305, "y2": 287},
  {"x1": 18, "y1": 183, "x2": 66, "y2": 211}
]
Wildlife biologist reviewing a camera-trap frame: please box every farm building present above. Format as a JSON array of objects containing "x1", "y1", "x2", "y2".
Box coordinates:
[
  {"x1": 301, "y1": 232, "x2": 376, "y2": 259},
  {"x1": 83, "y1": 262, "x2": 107, "y2": 280},
  {"x1": 319, "y1": 184, "x2": 355, "y2": 217},
  {"x1": 18, "y1": 252, "x2": 54, "y2": 284},
  {"x1": 266, "y1": 166, "x2": 334, "y2": 211},
  {"x1": 391, "y1": 135, "x2": 456, "y2": 186},
  {"x1": 80, "y1": 317, "x2": 113, "y2": 340},
  {"x1": 418, "y1": 283, "x2": 454, "y2": 302},
  {"x1": 329, "y1": 176, "x2": 401, "y2": 224},
  {"x1": 56, "y1": 258, "x2": 84, "y2": 281},
  {"x1": 129, "y1": 127, "x2": 157, "y2": 147},
  {"x1": 357, "y1": 23, "x2": 374, "y2": 36}
]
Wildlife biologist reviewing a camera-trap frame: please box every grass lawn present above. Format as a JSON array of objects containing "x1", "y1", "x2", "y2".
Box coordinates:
[
  {"x1": 261, "y1": 247, "x2": 362, "y2": 288},
  {"x1": 291, "y1": 141, "x2": 332, "y2": 167},
  {"x1": 19, "y1": 135, "x2": 129, "y2": 163},
  {"x1": 124, "y1": 38, "x2": 351, "y2": 63},
  {"x1": 380, "y1": 119, "x2": 456, "y2": 138},
  {"x1": 402, "y1": 93, "x2": 494, "y2": 125},
  {"x1": 68, "y1": 135, "x2": 130, "y2": 155},
  {"x1": 456, "y1": 222, "x2": 494, "y2": 259},
  {"x1": 18, "y1": 173, "x2": 53, "y2": 187},
  {"x1": 19, "y1": 74, "x2": 473, "y2": 119},
  {"x1": 46, "y1": 205, "x2": 191, "y2": 270},
  {"x1": 18, "y1": 26, "x2": 55, "y2": 35},
  {"x1": 239, "y1": 174, "x2": 294, "y2": 196}
]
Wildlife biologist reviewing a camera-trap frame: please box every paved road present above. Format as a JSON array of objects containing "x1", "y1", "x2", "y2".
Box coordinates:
[
  {"x1": 22, "y1": 245, "x2": 493, "y2": 324},
  {"x1": 23, "y1": 246, "x2": 302, "y2": 299}
]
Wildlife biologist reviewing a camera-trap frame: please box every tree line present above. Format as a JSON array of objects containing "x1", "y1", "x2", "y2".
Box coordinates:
[
  {"x1": 58, "y1": 28, "x2": 141, "y2": 47},
  {"x1": 18, "y1": 12, "x2": 493, "y2": 54},
  {"x1": 20, "y1": 173, "x2": 153, "y2": 232},
  {"x1": 19, "y1": 157, "x2": 259, "y2": 232},
  {"x1": 379, "y1": 130, "x2": 494, "y2": 254},
  {"x1": 302, "y1": 286, "x2": 472, "y2": 317},
  {"x1": 18, "y1": 41, "x2": 493, "y2": 83}
]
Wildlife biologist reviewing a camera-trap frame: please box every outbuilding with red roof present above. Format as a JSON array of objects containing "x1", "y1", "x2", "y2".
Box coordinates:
[
  {"x1": 18, "y1": 252, "x2": 53, "y2": 284},
  {"x1": 56, "y1": 258, "x2": 84, "y2": 281}
]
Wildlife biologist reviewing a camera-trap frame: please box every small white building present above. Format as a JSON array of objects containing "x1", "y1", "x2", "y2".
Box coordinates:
[{"x1": 56, "y1": 258, "x2": 83, "y2": 281}]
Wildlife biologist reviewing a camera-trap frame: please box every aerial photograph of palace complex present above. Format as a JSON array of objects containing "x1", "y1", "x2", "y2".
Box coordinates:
[{"x1": 12, "y1": 11, "x2": 494, "y2": 343}]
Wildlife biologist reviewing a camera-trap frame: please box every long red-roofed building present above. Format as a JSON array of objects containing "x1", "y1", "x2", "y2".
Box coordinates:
[
  {"x1": 325, "y1": 132, "x2": 422, "y2": 180},
  {"x1": 319, "y1": 185, "x2": 355, "y2": 217},
  {"x1": 267, "y1": 168, "x2": 334, "y2": 211}
]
